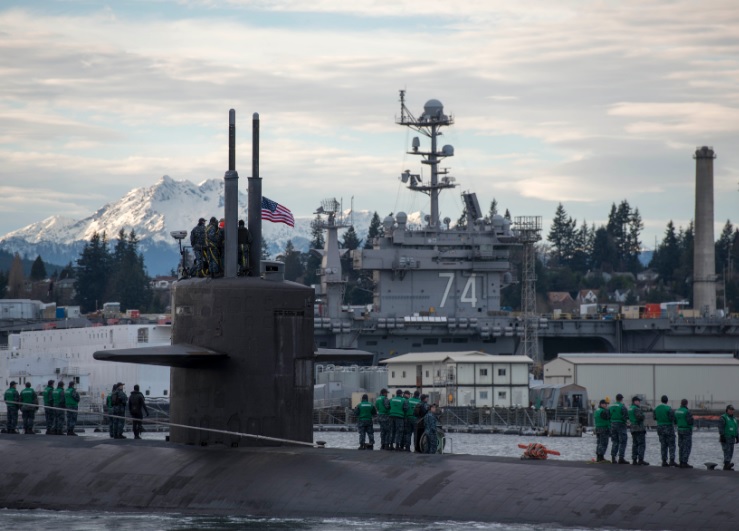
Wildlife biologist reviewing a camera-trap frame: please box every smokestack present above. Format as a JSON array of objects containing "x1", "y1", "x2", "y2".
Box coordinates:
[
  {"x1": 248, "y1": 112, "x2": 262, "y2": 276},
  {"x1": 693, "y1": 146, "x2": 717, "y2": 316},
  {"x1": 223, "y1": 110, "x2": 238, "y2": 278}
]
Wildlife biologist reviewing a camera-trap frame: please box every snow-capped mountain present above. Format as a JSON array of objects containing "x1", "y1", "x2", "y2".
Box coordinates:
[{"x1": 0, "y1": 176, "x2": 388, "y2": 275}]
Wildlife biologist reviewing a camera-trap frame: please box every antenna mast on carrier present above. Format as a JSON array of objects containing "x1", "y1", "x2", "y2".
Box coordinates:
[{"x1": 397, "y1": 90, "x2": 457, "y2": 229}]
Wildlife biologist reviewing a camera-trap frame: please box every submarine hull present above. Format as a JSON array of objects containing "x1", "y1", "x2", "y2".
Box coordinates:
[{"x1": 1, "y1": 436, "x2": 735, "y2": 530}]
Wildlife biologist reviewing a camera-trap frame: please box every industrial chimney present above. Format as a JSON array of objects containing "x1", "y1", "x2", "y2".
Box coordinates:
[{"x1": 693, "y1": 146, "x2": 717, "y2": 316}]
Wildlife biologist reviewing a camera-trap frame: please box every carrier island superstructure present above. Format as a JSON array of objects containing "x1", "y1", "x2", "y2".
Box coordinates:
[
  {"x1": 314, "y1": 93, "x2": 531, "y2": 362},
  {"x1": 313, "y1": 93, "x2": 739, "y2": 365}
]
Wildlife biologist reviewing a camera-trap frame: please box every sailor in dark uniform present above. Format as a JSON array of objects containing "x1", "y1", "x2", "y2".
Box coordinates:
[{"x1": 189, "y1": 218, "x2": 207, "y2": 276}]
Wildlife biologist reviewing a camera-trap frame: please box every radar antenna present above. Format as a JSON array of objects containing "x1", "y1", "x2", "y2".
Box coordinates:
[{"x1": 397, "y1": 90, "x2": 457, "y2": 229}]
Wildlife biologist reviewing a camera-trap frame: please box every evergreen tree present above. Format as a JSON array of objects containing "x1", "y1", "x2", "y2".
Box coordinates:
[
  {"x1": 484, "y1": 199, "x2": 498, "y2": 222},
  {"x1": 547, "y1": 203, "x2": 577, "y2": 267},
  {"x1": 342, "y1": 225, "x2": 361, "y2": 251},
  {"x1": 106, "y1": 230, "x2": 150, "y2": 311},
  {"x1": 75, "y1": 232, "x2": 111, "y2": 313},
  {"x1": 591, "y1": 226, "x2": 618, "y2": 272},
  {"x1": 303, "y1": 215, "x2": 325, "y2": 286},
  {"x1": 281, "y1": 240, "x2": 304, "y2": 282},
  {"x1": 364, "y1": 212, "x2": 382, "y2": 249},
  {"x1": 650, "y1": 221, "x2": 681, "y2": 284},
  {"x1": 716, "y1": 220, "x2": 734, "y2": 274},
  {"x1": 30, "y1": 256, "x2": 47, "y2": 281},
  {"x1": 7, "y1": 253, "x2": 25, "y2": 298}
]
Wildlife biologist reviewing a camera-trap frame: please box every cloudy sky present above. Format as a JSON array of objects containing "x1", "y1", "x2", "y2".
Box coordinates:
[{"x1": 1, "y1": 0, "x2": 738, "y2": 249}]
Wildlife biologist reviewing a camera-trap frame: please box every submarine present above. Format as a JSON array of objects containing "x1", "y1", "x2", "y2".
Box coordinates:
[{"x1": 1, "y1": 107, "x2": 738, "y2": 531}]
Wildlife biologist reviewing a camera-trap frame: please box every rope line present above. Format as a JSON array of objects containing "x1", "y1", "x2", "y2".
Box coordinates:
[{"x1": 1, "y1": 399, "x2": 320, "y2": 448}]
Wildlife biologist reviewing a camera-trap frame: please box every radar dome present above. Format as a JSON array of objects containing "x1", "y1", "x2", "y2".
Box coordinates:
[
  {"x1": 395, "y1": 212, "x2": 408, "y2": 225},
  {"x1": 421, "y1": 99, "x2": 446, "y2": 121}
]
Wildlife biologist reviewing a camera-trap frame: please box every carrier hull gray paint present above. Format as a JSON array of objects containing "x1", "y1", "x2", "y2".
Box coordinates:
[{"x1": 0, "y1": 436, "x2": 735, "y2": 530}]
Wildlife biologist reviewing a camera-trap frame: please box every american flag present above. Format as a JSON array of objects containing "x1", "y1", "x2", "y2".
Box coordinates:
[{"x1": 261, "y1": 196, "x2": 295, "y2": 227}]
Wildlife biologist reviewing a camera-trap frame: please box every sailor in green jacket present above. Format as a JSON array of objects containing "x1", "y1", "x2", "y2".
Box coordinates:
[
  {"x1": 674, "y1": 398, "x2": 694, "y2": 468},
  {"x1": 609, "y1": 393, "x2": 629, "y2": 464},
  {"x1": 20, "y1": 382, "x2": 39, "y2": 434},
  {"x1": 4, "y1": 381, "x2": 20, "y2": 434},
  {"x1": 718, "y1": 404, "x2": 738, "y2": 471},
  {"x1": 628, "y1": 396, "x2": 649, "y2": 465},
  {"x1": 375, "y1": 388, "x2": 391, "y2": 450},
  {"x1": 43, "y1": 380, "x2": 55, "y2": 435},
  {"x1": 51, "y1": 381, "x2": 66, "y2": 435},
  {"x1": 654, "y1": 395, "x2": 677, "y2": 467},
  {"x1": 65, "y1": 382, "x2": 81, "y2": 436},
  {"x1": 594, "y1": 399, "x2": 611, "y2": 463},
  {"x1": 388, "y1": 389, "x2": 408, "y2": 451},
  {"x1": 354, "y1": 394, "x2": 378, "y2": 449}
]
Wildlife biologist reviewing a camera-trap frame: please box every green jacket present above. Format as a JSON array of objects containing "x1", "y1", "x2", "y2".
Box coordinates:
[
  {"x1": 20, "y1": 387, "x2": 38, "y2": 405},
  {"x1": 654, "y1": 403, "x2": 674, "y2": 426},
  {"x1": 354, "y1": 400, "x2": 377, "y2": 421},
  {"x1": 65, "y1": 387, "x2": 80, "y2": 408},
  {"x1": 407, "y1": 397, "x2": 420, "y2": 419},
  {"x1": 4, "y1": 387, "x2": 20, "y2": 406},
  {"x1": 674, "y1": 406, "x2": 693, "y2": 432},
  {"x1": 720, "y1": 414, "x2": 738, "y2": 440},
  {"x1": 43, "y1": 386, "x2": 54, "y2": 406},
  {"x1": 608, "y1": 401, "x2": 628, "y2": 424},
  {"x1": 389, "y1": 395, "x2": 407, "y2": 418},
  {"x1": 594, "y1": 407, "x2": 610, "y2": 429},
  {"x1": 52, "y1": 387, "x2": 66, "y2": 408},
  {"x1": 375, "y1": 395, "x2": 390, "y2": 415}
]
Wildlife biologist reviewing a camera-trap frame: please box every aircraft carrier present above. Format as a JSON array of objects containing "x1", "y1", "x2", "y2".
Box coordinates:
[{"x1": 312, "y1": 93, "x2": 739, "y2": 366}]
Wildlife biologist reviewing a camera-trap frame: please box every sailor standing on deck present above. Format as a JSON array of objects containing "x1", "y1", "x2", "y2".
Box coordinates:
[
  {"x1": 189, "y1": 217, "x2": 207, "y2": 277},
  {"x1": 414, "y1": 394, "x2": 431, "y2": 453},
  {"x1": 65, "y1": 382, "x2": 80, "y2": 436},
  {"x1": 424, "y1": 404, "x2": 439, "y2": 454},
  {"x1": 388, "y1": 389, "x2": 408, "y2": 451},
  {"x1": 609, "y1": 393, "x2": 629, "y2": 464},
  {"x1": 628, "y1": 396, "x2": 649, "y2": 466},
  {"x1": 4, "y1": 381, "x2": 20, "y2": 434},
  {"x1": 375, "y1": 389, "x2": 391, "y2": 450},
  {"x1": 718, "y1": 404, "x2": 738, "y2": 471},
  {"x1": 20, "y1": 382, "x2": 39, "y2": 434},
  {"x1": 51, "y1": 381, "x2": 66, "y2": 435},
  {"x1": 112, "y1": 383, "x2": 128, "y2": 439},
  {"x1": 128, "y1": 384, "x2": 149, "y2": 440},
  {"x1": 43, "y1": 380, "x2": 55, "y2": 435},
  {"x1": 354, "y1": 393, "x2": 377, "y2": 450},
  {"x1": 674, "y1": 399, "x2": 694, "y2": 468},
  {"x1": 106, "y1": 385, "x2": 116, "y2": 438},
  {"x1": 594, "y1": 399, "x2": 611, "y2": 463},
  {"x1": 654, "y1": 395, "x2": 677, "y2": 467}
]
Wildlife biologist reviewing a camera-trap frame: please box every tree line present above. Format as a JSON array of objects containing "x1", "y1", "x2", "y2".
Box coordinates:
[{"x1": 536, "y1": 200, "x2": 739, "y2": 311}]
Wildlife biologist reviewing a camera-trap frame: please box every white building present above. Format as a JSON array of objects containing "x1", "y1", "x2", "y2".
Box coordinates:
[
  {"x1": 381, "y1": 351, "x2": 532, "y2": 407},
  {"x1": 2, "y1": 324, "x2": 171, "y2": 399},
  {"x1": 544, "y1": 353, "x2": 739, "y2": 409}
]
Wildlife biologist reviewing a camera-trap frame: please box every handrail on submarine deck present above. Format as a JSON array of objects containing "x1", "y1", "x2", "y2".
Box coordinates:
[{"x1": 1, "y1": 399, "x2": 322, "y2": 448}]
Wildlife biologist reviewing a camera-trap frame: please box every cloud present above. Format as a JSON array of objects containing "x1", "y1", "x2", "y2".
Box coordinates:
[{"x1": 0, "y1": 0, "x2": 738, "y2": 248}]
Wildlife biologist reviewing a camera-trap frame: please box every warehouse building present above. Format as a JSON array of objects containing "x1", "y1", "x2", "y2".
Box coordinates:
[
  {"x1": 544, "y1": 353, "x2": 739, "y2": 409},
  {"x1": 382, "y1": 351, "x2": 532, "y2": 407}
]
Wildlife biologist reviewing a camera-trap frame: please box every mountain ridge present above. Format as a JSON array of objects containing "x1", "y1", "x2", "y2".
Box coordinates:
[{"x1": 0, "y1": 176, "x2": 396, "y2": 275}]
